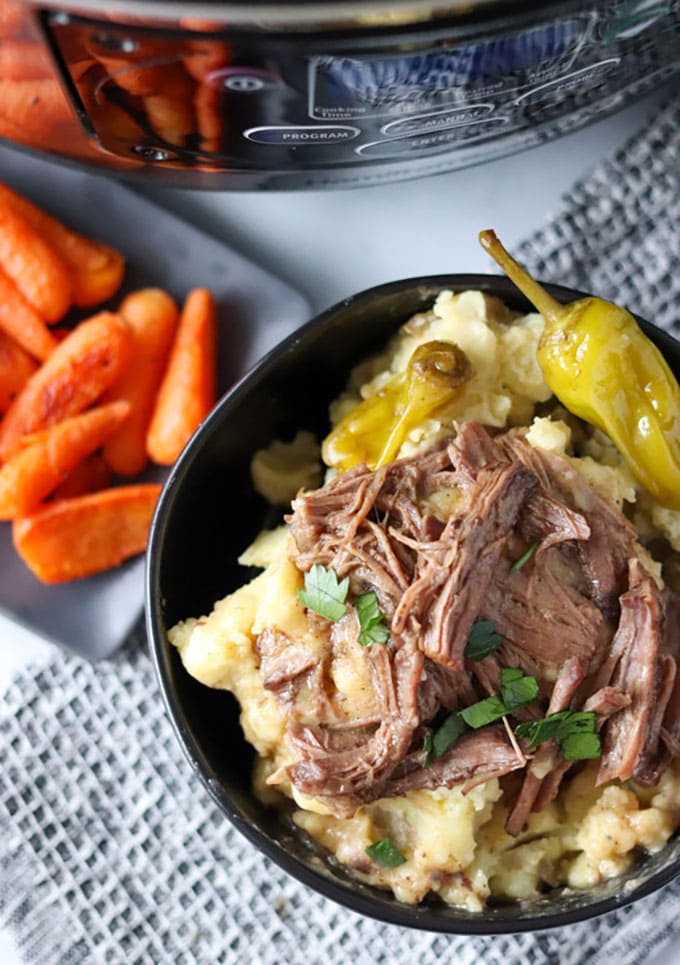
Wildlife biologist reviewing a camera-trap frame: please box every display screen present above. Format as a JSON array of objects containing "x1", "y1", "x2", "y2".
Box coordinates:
[{"x1": 309, "y1": 19, "x2": 584, "y2": 119}]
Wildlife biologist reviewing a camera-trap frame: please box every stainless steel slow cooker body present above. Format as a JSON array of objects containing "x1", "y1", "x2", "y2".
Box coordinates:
[{"x1": 2, "y1": 0, "x2": 679, "y2": 188}]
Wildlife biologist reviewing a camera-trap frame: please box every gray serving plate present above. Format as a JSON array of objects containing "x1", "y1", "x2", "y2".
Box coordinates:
[{"x1": 0, "y1": 145, "x2": 310, "y2": 659}]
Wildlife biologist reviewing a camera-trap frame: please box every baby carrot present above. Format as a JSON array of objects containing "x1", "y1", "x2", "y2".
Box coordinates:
[
  {"x1": 0, "y1": 400, "x2": 130, "y2": 519},
  {"x1": 12, "y1": 483, "x2": 162, "y2": 584},
  {"x1": 0, "y1": 265, "x2": 58, "y2": 361},
  {"x1": 102, "y1": 288, "x2": 178, "y2": 476},
  {"x1": 0, "y1": 3, "x2": 24, "y2": 37},
  {"x1": 0, "y1": 310, "x2": 131, "y2": 461},
  {"x1": 0, "y1": 203, "x2": 72, "y2": 322},
  {"x1": 0, "y1": 41, "x2": 53, "y2": 81},
  {"x1": 195, "y1": 83, "x2": 222, "y2": 154},
  {"x1": 0, "y1": 80, "x2": 73, "y2": 150},
  {"x1": 0, "y1": 181, "x2": 125, "y2": 308},
  {"x1": 68, "y1": 59, "x2": 96, "y2": 84},
  {"x1": 51, "y1": 452, "x2": 112, "y2": 500},
  {"x1": 182, "y1": 38, "x2": 231, "y2": 82},
  {"x1": 143, "y1": 70, "x2": 195, "y2": 148},
  {"x1": 0, "y1": 329, "x2": 38, "y2": 414},
  {"x1": 146, "y1": 287, "x2": 217, "y2": 465},
  {"x1": 0, "y1": 114, "x2": 25, "y2": 143},
  {"x1": 90, "y1": 49, "x2": 195, "y2": 146},
  {"x1": 89, "y1": 52, "x2": 187, "y2": 97}
]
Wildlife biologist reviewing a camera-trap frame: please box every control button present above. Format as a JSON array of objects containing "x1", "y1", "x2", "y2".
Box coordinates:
[
  {"x1": 244, "y1": 125, "x2": 361, "y2": 145},
  {"x1": 514, "y1": 59, "x2": 620, "y2": 105},
  {"x1": 381, "y1": 104, "x2": 495, "y2": 137},
  {"x1": 206, "y1": 67, "x2": 282, "y2": 93},
  {"x1": 356, "y1": 118, "x2": 508, "y2": 160}
]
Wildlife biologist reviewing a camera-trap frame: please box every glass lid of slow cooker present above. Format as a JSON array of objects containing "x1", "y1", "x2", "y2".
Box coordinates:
[{"x1": 40, "y1": 0, "x2": 529, "y2": 29}]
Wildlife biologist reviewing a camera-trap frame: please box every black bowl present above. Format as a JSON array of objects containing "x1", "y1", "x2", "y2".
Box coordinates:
[{"x1": 146, "y1": 274, "x2": 680, "y2": 933}]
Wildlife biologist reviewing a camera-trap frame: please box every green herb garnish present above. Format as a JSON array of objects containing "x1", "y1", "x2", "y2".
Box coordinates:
[
  {"x1": 356, "y1": 591, "x2": 390, "y2": 646},
  {"x1": 459, "y1": 669, "x2": 539, "y2": 728},
  {"x1": 515, "y1": 710, "x2": 569, "y2": 748},
  {"x1": 432, "y1": 712, "x2": 468, "y2": 758},
  {"x1": 499, "y1": 667, "x2": 540, "y2": 712},
  {"x1": 365, "y1": 838, "x2": 406, "y2": 868},
  {"x1": 561, "y1": 731, "x2": 602, "y2": 761},
  {"x1": 423, "y1": 732, "x2": 434, "y2": 767},
  {"x1": 460, "y1": 695, "x2": 507, "y2": 729},
  {"x1": 464, "y1": 619, "x2": 502, "y2": 661},
  {"x1": 515, "y1": 710, "x2": 601, "y2": 760},
  {"x1": 510, "y1": 541, "x2": 540, "y2": 574},
  {"x1": 297, "y1": 564, "x2": 349, "y2": 621}
]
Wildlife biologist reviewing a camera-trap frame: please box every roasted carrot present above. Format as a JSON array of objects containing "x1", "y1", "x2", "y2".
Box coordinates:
[
  {"x1": 144, "y1": 89, "x2": 195, "y2": 148},
  {"x1": 142, "y1": 67, "x2": 195, "y2": 148},
  {"x1": 179, "y1": 17, "x2": 223, "y2": 30},
  {"x1": 0, "y1": 114, "x2": 26, "y2": 144},
  {"x1": 0, "y1": 2, "x2": 25, "y2": 38},
  {"x1": 89, "y1": 53, "x2": 186, "y2": 97},
  {"x1": 12, "y1": 483, "x2": 162, "y2": 584},
  {"x1": 69, "y1": 59, "x2": 96, "y2": 83},
  {"x1": 85, "y1": 96, "x2": 145, "y2": 144},
  {"x1": 146, "y1": 287, "x2": 217, "y2": 465},
  {"x1": 0, "y1": 181, "x2": 125, "y2": 307},
  {"x1": 0, "y1": 329, "x2": 37, "y2": 414},
  {"x1": 0, "y1": 80, "x2": 74, "y2": 149},
  {"x1": 0, "y1": 41, "x2": 53, "y2": 81},
  {"x1": 0, "y1": 311, "x2": 131, "y2": 461},
  {"x1": 51, "y1": 452, "x2": 113, "y2": 500},
  {"x1": 0, "y1": 265, "x2": 58, "y2": 361},
  {"x1": 0, "y1": 202, "x2": 72, "y2": 322},
  {"x1": 89, "y1": 48, "x2": 195, "y2": 146},
  {"x1": 102, "y1": 289, "x2": 178, "y2": 475},
  {"x1": 195, "y1": 83, "x2": 222, "y2": 154},
  {"x1": 182, "y1": 39, "x2": 232, "y2": 82},
  {"x1": 0, "y1": 400, "x2": 130, "y2": 519}
]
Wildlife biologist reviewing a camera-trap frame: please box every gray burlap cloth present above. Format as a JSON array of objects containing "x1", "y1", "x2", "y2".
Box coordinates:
[{"x1": 2, "y1": 95, "x2": 680, "y2": 965}]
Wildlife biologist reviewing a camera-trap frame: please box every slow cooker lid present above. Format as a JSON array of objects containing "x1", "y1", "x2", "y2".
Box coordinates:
[{"x1": 38, "y1": 0, "x2": 552, "y2": 30}]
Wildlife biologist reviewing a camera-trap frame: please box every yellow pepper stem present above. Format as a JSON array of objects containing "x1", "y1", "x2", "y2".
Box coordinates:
[
  {"x1": 479, "y1": 228, "x2": 680, "y2": 510},
  {"x1": 478, "y1": 229, "x2": 564, "y2": 326}
]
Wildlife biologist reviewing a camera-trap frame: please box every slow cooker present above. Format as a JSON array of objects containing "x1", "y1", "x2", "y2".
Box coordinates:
[{"x1": 1, "y1": 0, "x2": 679, "y2": 189}]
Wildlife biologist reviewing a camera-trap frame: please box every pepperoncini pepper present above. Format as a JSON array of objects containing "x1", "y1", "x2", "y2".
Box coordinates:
[
  {"x1": 322, "y1": 340, "x2": 472, "y2": 472},
  {"x1": 479, "y1": 229, "x2": 680, "y2": 509}
]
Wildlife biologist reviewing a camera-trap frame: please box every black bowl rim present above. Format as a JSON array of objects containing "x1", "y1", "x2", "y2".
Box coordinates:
[{"x1": 146, "y1": 273, "x2": 680, "y2": 935}]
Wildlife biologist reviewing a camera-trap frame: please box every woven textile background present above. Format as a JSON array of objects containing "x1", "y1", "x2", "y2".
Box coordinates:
[{"x1": 2, "y1": 95, "x2": 680, "y2": 964}]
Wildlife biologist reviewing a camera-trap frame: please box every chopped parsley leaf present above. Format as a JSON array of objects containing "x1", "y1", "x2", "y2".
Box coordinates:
[
  {"x1": 297, "y1": 564, "x2": 349, "y2": 622},
  {"x1": 515, "y1": 710, "x2": 601, "y2": 760},
  {"x1": 510, "y1": 541, "x2": 540, "y2": 574},
  {"x1": 515, "y1": 711, "x2": 568, "y2": 749},
  {"x1": 356, "y1": 591, "x2": 390, "y2": 647},
  {"x1": 499, "y1": 667, "x2": 540, "y2": 712},
  {"x1": 460, "y1": 695, "x2": 507, "y2": 729},
  {"x1": 561, "y1": 731, "x2": 602, "y2": 761},
  {"x1": 459, "y1": 670, "x2": 539, "y2": 729},
  {"x1": 464, "y1": 619, "x2": 502, "y2": 661},
  {"x1": 365, "y1": 838, "x2": 406, "y2": 868},
  {"x1": 432, "y1": 712, "x2": 467, "y2": 758}
]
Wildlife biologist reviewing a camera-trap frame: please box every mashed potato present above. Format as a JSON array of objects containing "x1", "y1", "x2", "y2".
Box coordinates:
[{"x1": 170, "y1": 290, "x2": 680, "y2": 909}]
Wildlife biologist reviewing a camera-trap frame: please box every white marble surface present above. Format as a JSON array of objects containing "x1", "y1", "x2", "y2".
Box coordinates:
[{"x1": 2, "y1": 85, "x2": 679, "y2": 963}]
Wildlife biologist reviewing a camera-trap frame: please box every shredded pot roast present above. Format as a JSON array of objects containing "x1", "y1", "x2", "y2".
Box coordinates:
[{"x1": 270, "y1": 422, "x2": 680, "y2": 828}]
